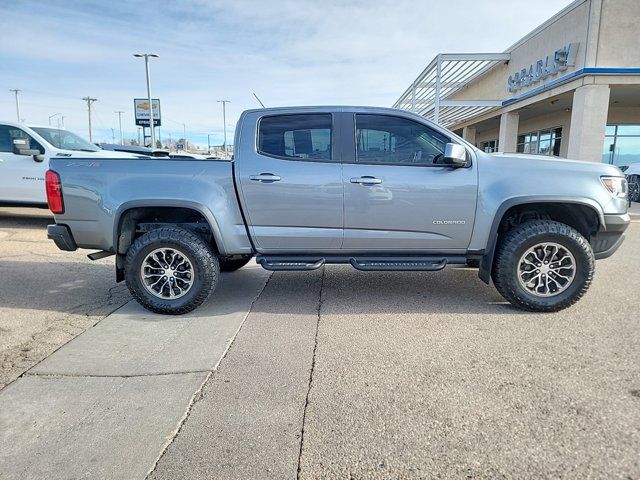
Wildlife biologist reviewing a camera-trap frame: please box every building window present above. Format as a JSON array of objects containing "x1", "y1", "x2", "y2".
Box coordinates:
[
  {"x1": 602, "y1": 125, "x2": 640, "y2": 169},
  {"x1": 517, "y1": 127, "x2": 562, "y2": 156},
  {"x1": 480, "y1": 140, "x2": 498, "y2": 153}
]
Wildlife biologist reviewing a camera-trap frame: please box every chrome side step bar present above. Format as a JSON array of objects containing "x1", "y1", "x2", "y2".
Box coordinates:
[{"x1": 256, "y1": 255, "x2": 464, "y2": 272}]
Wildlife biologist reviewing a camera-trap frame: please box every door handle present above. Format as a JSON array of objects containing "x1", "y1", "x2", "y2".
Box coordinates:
[
  {"x1": 249, "y1": 173, "x2": 281, "y2": 183},
  {"x1": 350, "y1": 176, "x2": 382, "y2": 185}
]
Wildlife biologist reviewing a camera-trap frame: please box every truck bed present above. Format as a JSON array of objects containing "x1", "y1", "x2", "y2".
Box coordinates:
[{"x1": 48, "y1": 157, "x2": 252, "y2": 255}]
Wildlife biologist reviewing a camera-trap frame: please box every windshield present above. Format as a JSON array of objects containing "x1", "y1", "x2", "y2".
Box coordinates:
[{"x1": 32, "y1": 127, "x2": 100, "y2": 152}]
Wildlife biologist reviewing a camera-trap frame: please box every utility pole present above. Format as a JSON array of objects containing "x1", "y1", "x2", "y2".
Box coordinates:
[
  {"x1": 115, "y1": 111, "x2": 124, "y2": 145},
  {"x1": 82, "y1": 96, "x2": 97, "y2": 142},
  {"x1": 9, "y1": 89, "x2": 21, "y2": 122},
  {"x1": 217, "y1": 100, "x2": 230, "y2": 158},
  {"x1": 133, "y1": 53, "x2": 159, "y2": 147},
  {"x1": 182, "y1": 123, "x2": 187, "y2": 151}
]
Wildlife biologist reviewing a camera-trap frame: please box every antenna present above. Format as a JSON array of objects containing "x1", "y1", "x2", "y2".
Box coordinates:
[{"x1": 252, "y1": 92, "x2": 266, "y2": 108}]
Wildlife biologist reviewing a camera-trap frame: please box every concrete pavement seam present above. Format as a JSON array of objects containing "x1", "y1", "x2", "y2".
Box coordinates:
[
  {"x1": 144, "y1": 270, "x2": 274, "y2": 480},
  {"x1": 0, "y1": 295, "x2": 133, "y2": 393},
  {"x1": 296, "y1": 265, "x2": 325, "y2": 480}
]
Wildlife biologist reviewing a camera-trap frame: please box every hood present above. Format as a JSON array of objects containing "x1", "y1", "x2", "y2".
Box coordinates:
[{"x1": 487, "y1": 152, "x2": 624, "y2": 176}]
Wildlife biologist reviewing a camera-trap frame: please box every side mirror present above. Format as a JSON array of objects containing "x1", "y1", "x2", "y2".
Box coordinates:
[
  {"x1": 12, "y1": 138, "x2": 40, "y2": 157},
  {"x1": 443, "y1": 143, "x2": 468, "y2": 167},
  {"x1": 34, "y1": 154, "x2": 45, "y2": 162}
]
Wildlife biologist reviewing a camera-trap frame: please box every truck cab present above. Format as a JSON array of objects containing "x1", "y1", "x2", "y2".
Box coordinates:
[{"x1": 0, "y1": 121, "x2": 138, "y2": 207}]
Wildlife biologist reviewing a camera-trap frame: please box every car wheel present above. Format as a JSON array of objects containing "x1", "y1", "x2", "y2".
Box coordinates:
[
  {"x1": 492, "y1": 220, "x2": 594, "y2": 312},
  {"x1": 219, "y1": 256, "x2": 253, "y2": 272},
  {"x1": 627, "y1": 175, "x2": 640, "y2": 203},
  {"x1": 125, "y1": 227, "x2": 219, "y2": 315}
]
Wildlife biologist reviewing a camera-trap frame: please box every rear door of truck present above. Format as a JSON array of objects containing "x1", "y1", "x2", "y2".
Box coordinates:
[{"x1": 235, "y1": 110, "x2": 343, "y2": 252}]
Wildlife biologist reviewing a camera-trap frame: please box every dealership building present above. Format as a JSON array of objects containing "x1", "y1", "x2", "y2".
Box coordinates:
[{"x1": 394, "y1": 0, "x2": 640, "y2": 168}]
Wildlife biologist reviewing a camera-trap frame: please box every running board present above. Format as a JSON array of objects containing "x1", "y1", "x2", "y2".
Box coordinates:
[
  {"x1": 350, "y1": 257, "x2": 447, "y2": 271},
  {"x1": 257, "y1": 257, "x2": 325, "y2": 271},
  {"x1": 256, "y1": 255, "x2": 461, "y2": 272}
]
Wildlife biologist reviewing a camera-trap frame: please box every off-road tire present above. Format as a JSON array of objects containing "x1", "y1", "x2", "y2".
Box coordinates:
[
  {"x1": 492, "y1": 220, "x2": 594, "y2": 312},
  {"x1": 125, "y1": 227, "x2": 219, "y2": 315},
  {"x1": 219, "y1": 256, "x2": 252, "y2": 272},
  {"x1": 628, "y1": 175, "x2": 640, "y2": 203}
]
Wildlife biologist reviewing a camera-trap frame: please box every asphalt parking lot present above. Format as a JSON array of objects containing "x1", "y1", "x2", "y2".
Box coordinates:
[{"x1": 1, "y1": 206, "x2": 639, "y2": 479}]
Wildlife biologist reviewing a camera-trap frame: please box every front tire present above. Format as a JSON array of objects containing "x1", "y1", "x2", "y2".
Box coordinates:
[
  {"x1": 628, "y1": 175, "x2": 640, "y2": 203},
  {"x1": 492, "y1": 220, "x2": 594, "y2": 312},
  {"x1": 125, "y1": 227, "x2": 219, "y2": 315}
]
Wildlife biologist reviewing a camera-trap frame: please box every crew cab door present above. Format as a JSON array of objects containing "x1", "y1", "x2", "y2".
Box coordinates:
[
  {"x1": 235, "y1": 112, "x2": 343, "y2": 251},
  {"x1": 341, "y1": 113, "x2": 477, "y2": 251},
  {"x1": 0, "y1": 125, "x2": 47, "y2": 204}
]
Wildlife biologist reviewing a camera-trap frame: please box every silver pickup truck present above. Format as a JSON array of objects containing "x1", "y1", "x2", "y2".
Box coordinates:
[{"x1": 46, "y1": 106, "x2": 630, "y2": 314}]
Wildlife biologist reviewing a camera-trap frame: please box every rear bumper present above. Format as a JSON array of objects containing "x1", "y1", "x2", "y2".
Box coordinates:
[
  {"x1": 592, "y1": 213, "x2": 630, "y2": 260},
  {"x1": 47, "y1": 224, "x2": 77, "y2": 251}
]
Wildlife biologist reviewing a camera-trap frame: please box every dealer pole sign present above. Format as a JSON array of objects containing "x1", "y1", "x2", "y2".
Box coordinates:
[{"x1": 134, "y1": 98, "x2": 161, "y2": 146}]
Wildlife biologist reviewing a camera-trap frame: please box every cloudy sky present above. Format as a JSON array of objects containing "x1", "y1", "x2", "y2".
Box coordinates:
[{"x1": 0, "y1": 0, "x2": 574, "y2": 148}]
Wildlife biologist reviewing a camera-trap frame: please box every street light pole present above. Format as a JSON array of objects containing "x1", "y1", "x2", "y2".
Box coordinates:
[
  {"x1": 207, "y1": 134, "x2": 212, "y2": 154},
  {"x1": 115, "y1": 111, "x2": 124, "y2": 145},
  {"x1": 182, "y1": 123, "x2": 187, "y2": 151},
  {"x1": 9, "y1": 89, "x2": 21, "y2": 122},
  {"x1": 217, "y1": 100, "x2": 230, "y2": 158},
  {"x1": 82, "y1": 96, "x2": 97, "y2": 142},
  {"x1": 48, "y1": 113, "x2": 61, "y2": 126},
  {"x1": 134, "y1": 53, "x2": 159, "y2": 147}
]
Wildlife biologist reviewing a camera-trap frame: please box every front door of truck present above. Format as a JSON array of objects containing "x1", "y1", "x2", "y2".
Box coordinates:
[
  {"x1": 0, "y1": 125, "x2": 47, "y2": 205},
  {"x1": 341, "y1": 113, "x2": 477, "y2": 251},
  {"x1": 235, "y1": 112, "x2": 343, "y2": 251}
]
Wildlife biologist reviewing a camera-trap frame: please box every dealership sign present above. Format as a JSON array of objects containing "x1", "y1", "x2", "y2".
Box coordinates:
[
  {"x1": 134, "y1": 98, "x2": 161, "y2": 126},
  {"x1": 507, "y1": 43, "x2": 579, "y2": 93}
]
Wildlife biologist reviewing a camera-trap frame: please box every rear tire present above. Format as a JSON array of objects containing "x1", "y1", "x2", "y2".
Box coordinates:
[
  {"x1": 492, "y1": 220, "x2": 594, "y2": 312},
  {"x1": 219, "y1": 256, "x2": 252, "y2": 272},
  {"x1": 125, "y1": 227, "x2": 219, "y2": 315}
]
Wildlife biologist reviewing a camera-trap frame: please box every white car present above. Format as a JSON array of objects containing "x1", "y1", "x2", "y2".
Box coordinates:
[
  {"x1": 625, "y1": 162, "x2": 640, "y2": 202},
  {"x1": 0, "y1": 121, "x2": 137, "y2": 207}
]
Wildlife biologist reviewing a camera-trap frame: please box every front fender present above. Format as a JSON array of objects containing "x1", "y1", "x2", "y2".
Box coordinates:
[{"x1": 477, "y1": 195, "x2": 605, "y2": 284}]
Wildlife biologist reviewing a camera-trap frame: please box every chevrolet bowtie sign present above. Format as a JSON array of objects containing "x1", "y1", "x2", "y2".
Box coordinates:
[
  {"x1": 134, "y1": 98, "x2": 162, "y2": 127},
  {"x1": 507, "y1": 43, "x2": 580, "y2": 93}
]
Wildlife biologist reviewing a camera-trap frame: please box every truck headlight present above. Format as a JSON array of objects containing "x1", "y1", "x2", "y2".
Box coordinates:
[{"x1": 601, "y1": 176, "x2": 628, "y2": 198}]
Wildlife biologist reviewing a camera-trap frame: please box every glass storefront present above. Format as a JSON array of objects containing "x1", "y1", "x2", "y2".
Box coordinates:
[
  {"x1": 602, "y1": 125, "x2": 640, "y2": 168},
  {"x1": 481, "y1": 140, "x2": 498, "y2": 153},
  {"x1": 517, "y1": 127, "x2": 562, "y2": 156}
]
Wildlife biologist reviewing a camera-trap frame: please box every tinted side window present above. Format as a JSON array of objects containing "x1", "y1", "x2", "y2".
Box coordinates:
[
  {"x1": 356, "y1": 114, "x2": 449, "y2": 166},
  {"x1": 258, "y1": 114, "x2": 332, "y2": 161},
  {"x1": 0, "y1": 126, "x2": 44, "y2": 154}
]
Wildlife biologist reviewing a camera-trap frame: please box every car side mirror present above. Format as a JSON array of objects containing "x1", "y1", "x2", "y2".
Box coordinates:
[
  {"x1": 443, "y1": 143, "x2": 468, "y2": 167},
  {"x1": 12, "y1": 138, "x2": 40, "y2": 157},
  {"x1": 34, "y1": 154, "x2": 45, "y2": 162}
]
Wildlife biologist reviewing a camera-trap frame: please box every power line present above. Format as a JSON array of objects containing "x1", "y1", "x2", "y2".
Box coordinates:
[
  {"x1": 9, "y1": 89, "x2": 21, "y2": 121},
  {"x1": 82, "y1": 96, "x2": 98, "y2": 142},
  {"x1": 115, "y1": 111, "x2": 124, "y2": 145}
]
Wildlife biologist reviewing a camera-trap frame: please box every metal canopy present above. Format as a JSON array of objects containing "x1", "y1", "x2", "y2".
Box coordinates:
[{"x1": 393, "y1": 53, "x2": 510, "y2": 128}]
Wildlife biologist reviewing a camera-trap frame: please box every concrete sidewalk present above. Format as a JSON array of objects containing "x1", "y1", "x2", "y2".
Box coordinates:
[{"x1": 0, "y1": 266, "x2": 270, "y2": 480}]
